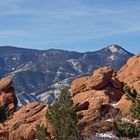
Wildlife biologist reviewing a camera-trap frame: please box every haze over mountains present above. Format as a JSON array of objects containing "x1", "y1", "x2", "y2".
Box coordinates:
[{"x1": 0, "y1": 45, "x2": 134, "y2": 106}]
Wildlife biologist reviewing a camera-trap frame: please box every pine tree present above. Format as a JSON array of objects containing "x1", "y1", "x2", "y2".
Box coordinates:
[
  {"x1": 131, "y1": 98, "x2": 140, "y2": 120},
  {"x1": 0, "y1": 101, "x2": 9, "y2": 123},
  {"x1": 46, "y1": 88, "x2": 83, "y2": 140},
  {"x1": 123, "y1": 84, "x2": 140, "y2": 119},
  {"x1": 114, "y1": 84, "x2": 140, "y2": 138},
  {"x1": 35, "y1": 124, "x2": 51, "y2": 140},
  {"x1": 123, "y1": 83, "x2": 137, "y2": 103}
]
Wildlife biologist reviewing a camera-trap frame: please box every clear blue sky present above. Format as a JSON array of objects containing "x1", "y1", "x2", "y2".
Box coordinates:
[{"x1": 0, "y1": 0, "x2": 140, "y2": 54}]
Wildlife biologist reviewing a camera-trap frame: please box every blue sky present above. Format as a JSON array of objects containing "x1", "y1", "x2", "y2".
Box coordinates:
[{"x1": 0, "y1": 0, "x2": 140, "y2": 53}]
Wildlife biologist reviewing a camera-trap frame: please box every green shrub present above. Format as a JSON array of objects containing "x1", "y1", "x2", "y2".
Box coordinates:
[
  {"x1": 114, "y1": 84, "x2": 140, "y2": 138},
  {"x1": 46, "y1": 88, "x2": 83, "y2": 140},
  {"x1": 123, "y1": 83, "x2": 137, "y2": 103},
  {"x1": 0, "y1": 101, "x2": 9, "y2": 123},
  {"x1": 114, "y1": 121, "x2": 140, "y2": 138},
  {"x1": 131, "y1": 99, "x2": 140, "y2": 120},
  {"x1": 35, "y1": 124, "x2": 51, "y2": 140}
]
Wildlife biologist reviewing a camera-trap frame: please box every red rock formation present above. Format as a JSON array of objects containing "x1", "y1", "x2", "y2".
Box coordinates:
[
  {"x1": 71, "y1": 67, "x2": 123, "y2": 102},
  {"x1": 71, "y1": 76, "x2": 89, "y2": 96},
  {"x1": 0, "y1": 102, "x2": 53, "y2": 140},
  {"x1": 71, "y1": 55, "x2": 140, "y2": 135},
  {"x1": 0, "y1": 78, "x2": 54, "y2": 140},
  {"x1": 71, "y1": 67, "x2": 123, "y2": 135},
  {"x1": 117, "y1": 54, "x2": 140, "y2": 94},
  {"x1": 73, "y1": 90, "x2": 109, "y2": 123},
  {"x1": 87, "y1": 67, "x2": 113, "y2": 90},
  {"x1": 0, "y1": 77, "x2": 18, "y2": 111},
  {"x1": 113, "y1": 95, "x2": 132, "y2": 116}
]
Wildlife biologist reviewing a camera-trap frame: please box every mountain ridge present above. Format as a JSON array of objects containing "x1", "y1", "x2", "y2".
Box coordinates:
[
  {"x1": 0, "y1": 44, "x2": 134, "y2": 106},
  {"x1": 0, "y1": 44, "x2": 133, "y2": 53}
]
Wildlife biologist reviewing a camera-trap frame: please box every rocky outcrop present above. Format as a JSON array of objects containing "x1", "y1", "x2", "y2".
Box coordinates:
[
  {"x1": 71, "y1": 67, "x2": 123, "y2": 102},
  {"x1": 87, "y1": 67, "x2": 114, "y2": 90},
  {"x1": 71, "y1": 54, "x2": 140, "y2": 135},
  {"x1": 0, "y1": 77, "x2": 18, "y2": 111},
  {"x1": 71, "y1": 67, "x2": 123, "y2": 135},
  {"x1": 113, "y1": 95, "x2": 132, "y2": 115},
  {"x1": 71, "y1": 76, "x2": 89, "y2": 96},
  {"x1": 0, "y1": 102, "x2": 53, "y2": 140},
  {"x1": 0, "y1": 77, "x2": 52, "y2": 140},
  {"x1": 117, "y1": 54, "x2": 140, "y2": 94},
  {"x1": 73, "y1": 90, "x2": 109, "y2": 123}
]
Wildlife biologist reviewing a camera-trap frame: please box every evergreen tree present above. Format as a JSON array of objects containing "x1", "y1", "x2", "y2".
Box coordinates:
[
  {"x1": 35, "y1": 124, "x2": 51, "y2": 140},
  {"x1": 0, "y1": 101, "x2": 9, "y2": 123},
  {"x1": 123, "y1": 83, "x2": 137, "y2": 103},
  {"x1": 46, "y1": 88, "x2": 83, "y2": 140},
  {"x1": 131, "y1": 98, "x2": 140, "y2": 120},
  {"x1": 114, "y1": 121, "x2": 140, "y2": 138},
  {"x1": 114, "y1": 84, "x2": 140, "y2": 138},
  {"x1": 123, "y1": 84, "x2": 140, "y2": 119}
]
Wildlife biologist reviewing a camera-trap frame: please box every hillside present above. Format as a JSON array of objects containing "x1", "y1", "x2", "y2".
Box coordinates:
[{"x1": 0, "y1": 45, "x2": 133, "y2": 106}]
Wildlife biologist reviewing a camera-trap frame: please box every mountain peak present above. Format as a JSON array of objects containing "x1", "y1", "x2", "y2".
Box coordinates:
[
  {"x1": 108, "y1": 45, "x2": 119, "y2": 53},
  {"x1": 105, "y1": 44, "x2": 131, "y2": 55}
]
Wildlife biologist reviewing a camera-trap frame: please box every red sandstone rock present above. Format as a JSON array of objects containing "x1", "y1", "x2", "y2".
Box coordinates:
[
  {"x1": 71, "y1": 67, "x2": 123, "y2": 102},
  {"x1": 117, "y1": 54, "x2": 140, "y2": 94},
  {"x1": 71, "y1": 67, "x2": 123, "y2": 135},
  {"x1": 0, "y1": 77, "x2": 17, "y2": 112},
  {"x1": 87, "y1": 67, "x2": 113, "y2": 90},
  {"x1": 0, "y1": 102, "x2": 52, "y2": 140},
  {"x1": 73, "y1": 90, "x2": 109, "y2": 123},
  {"x1": 113, "y1": 95, "x2": 132, "y2": 115},
  {"x1": 104, "y1": 86, "x2": 122, "y2": 102},
  {"x1": 0, "y1": 77, "x2": 12, "y2": 92},
  {"x1": 71, "y1": 76, "x2": 89, "y2": 96},
  {"x1": 110, "y1": 77, "x2": 122, "y2": 89}
]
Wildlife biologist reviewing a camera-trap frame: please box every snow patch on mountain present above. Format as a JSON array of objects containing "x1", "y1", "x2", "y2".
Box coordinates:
[
  {"x1": 37, "y1": 89, "x2": 60, "y2": 104},
  {"x1": 17, "y1": 93, "x2": 40, "y2": 107},
  {"x1": 108, "y1": 45, "x2": 118, "y2": 53},
  {"x1": 108, "y1": 55, "x2": 115, "y2": 60},
  {"x1": 67, "y1": 59, "x2": 82, "y2": 73},
  {"x1": 56, "y1": 70, "x2": 62, "y2": 77},
  {"x1": 12, "y1": 57, "x2": 17, "y2": 60},
  {"x1": 118, "y1": 48, "x2": 127, "y2": 54},
  {"x1": 37, "y1": 77, "x2": 73, "y2": 104},
  {"x1": 8, "y1": 64, "x2": 30, "y2": 76}
]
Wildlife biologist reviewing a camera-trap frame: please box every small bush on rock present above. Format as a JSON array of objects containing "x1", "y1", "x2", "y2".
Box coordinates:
[
  {"x1": 0, "y1": 101, "x2": 9, "y2": 123},
  {"x1": 114, "y1": 84, "x2": 140, "y2": 139}
]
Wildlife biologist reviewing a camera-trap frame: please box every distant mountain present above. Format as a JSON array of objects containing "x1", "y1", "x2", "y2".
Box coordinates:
[{"x1": 0, "y1": 45, "x2": 134, "y2": 106}]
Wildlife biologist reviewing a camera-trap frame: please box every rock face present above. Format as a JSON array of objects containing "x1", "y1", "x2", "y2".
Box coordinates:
[
  {"x1": 113, "y1": 95, "x2": 132, "y2": 115},
  {"x1": 0, "y1": 77, "x2": 18, "y2": 111},
  {"x1": 71, "y1": 76, "x2": 89, "y2": 96},
  {"x1": 73, "y1": 90, "x2": 109, "y2": 123},
  {"x1": 71, "y1": 55, "x2": 140, "y2": 135},
  {"x1": 71, "y1": 67, "x2": 123, "y2": 135},
  {"x1": 71, "y1": 67, "x2": 123, "y2": 102},
  {"x1": 0, "y1": 102, "x2": 51, "y2": 140},
  {"x1": 87, "y1": 67, "x2": 113, "y2": 90},
  {"x1": 117, "y1": 54, "x2": 140, "y2": 94}
]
